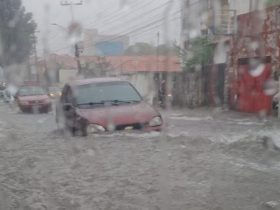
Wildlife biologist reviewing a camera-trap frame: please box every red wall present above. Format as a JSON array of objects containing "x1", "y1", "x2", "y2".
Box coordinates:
[{"x1": 232, "y1": 64, "x2": 272, "y2": 113}]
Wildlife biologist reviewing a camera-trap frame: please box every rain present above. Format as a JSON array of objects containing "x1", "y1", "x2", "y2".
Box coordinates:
[{"x1": 1, "y1": 0, "x2": 280, "y2": 210}]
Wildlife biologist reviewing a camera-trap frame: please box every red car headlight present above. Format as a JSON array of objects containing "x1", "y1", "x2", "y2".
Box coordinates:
[
  {"x1": 87, "y1": 124, "x2": 106, "y2": 133},
  {"x1": 149, "y1": 116, "x2": 162, "y2": 127}
]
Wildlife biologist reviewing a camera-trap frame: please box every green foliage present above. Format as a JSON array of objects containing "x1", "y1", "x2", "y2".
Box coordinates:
[
  {"x1": 266, "y1": 0, "x2": 280, "y2": 6},
  {"x1": 0, "y1": 0, "x2": 36, "y2": 67},
  {"x1": 180, "y1": 37, "x2": 213, "y2": 72},
  {"x1": 157, "y1": 44, "x2": 179, "y2": 56},
  {"x1": 124, "y1": 42, "x2": 179, "y2": 56},
  {"x1": 124, "y1": 42, "x2": 155, "y2": 55}
]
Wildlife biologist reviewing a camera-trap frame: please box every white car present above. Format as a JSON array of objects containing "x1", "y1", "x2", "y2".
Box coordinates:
[{"x1": 3, "y1": 85, "x2": 17, "y2": 104}]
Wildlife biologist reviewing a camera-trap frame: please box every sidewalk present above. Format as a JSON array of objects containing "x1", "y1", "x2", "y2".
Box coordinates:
[{"x1": 165, "y1": 106, "x2": 280, "y2": 123}]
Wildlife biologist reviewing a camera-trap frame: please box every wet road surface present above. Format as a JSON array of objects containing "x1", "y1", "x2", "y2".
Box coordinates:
[{"x1": 0, "y1": 104, "x2": 280, "y2": 210}]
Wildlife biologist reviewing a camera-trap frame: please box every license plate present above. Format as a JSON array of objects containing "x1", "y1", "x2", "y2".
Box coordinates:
[{"x1": 125, "y1": 126, "x2": 133, "y2": 130}]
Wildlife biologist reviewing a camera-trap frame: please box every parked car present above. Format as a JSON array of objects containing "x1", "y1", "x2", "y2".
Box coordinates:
[
  {"x1": 3, "y1": 85, "x2": 18, "y2": 103},
  {"x1": 0, "y1": 82, "x2": 6, "y2": 99},
  {"x1": 48, "y1": 86, "x2": 62, "y2": 99},
  {"x1": 3, "y1": 89, "x2": 14, "y2": 103},
  {"x1": 56, "y1": 77, "x2": 162, "y2": 136},
  {"x1": 16, "y1": 85, "x2": 51, "y2": 113}
]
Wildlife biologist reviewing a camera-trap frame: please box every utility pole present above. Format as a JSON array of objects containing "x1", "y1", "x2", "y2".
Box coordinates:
[
  {"x1": 60, "y1": 0, "x2": 83, "y2": 75},
  {"x1": 33, "y1": 31, "x2": 40, "y2": 83},
  {"x1": 75, "y1": 43, "x2": 82, "y2": 75},
  {"x1": 60, "y1": 0, "x2": 83, "y2": 20},
  {"x1": 157, "y1": 32, "x2": 160, "y2": 72},
  {"x1": 155, "y1": 32, "x2": 160, "y2": 106}
]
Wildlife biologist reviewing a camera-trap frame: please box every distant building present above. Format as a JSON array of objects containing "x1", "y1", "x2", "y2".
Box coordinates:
[
  {"x1": 80, "y1": 29, "x2": 129, "y2": 56},
  {"x1": 45, "y1": 54, "x2": 180, "y2": 104},
  {"x1": 180, "y1": 0, "x2": 272, "y2": 109}
]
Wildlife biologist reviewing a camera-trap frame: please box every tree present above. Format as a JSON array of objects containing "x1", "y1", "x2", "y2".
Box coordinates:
[
  {"x1": 180, "y1": 37, "x2": 214, "y2": 72},
  {"x1": 124, "y1": 42, "x2": 155, "y2": 55},
  {"x1": 266, "y1": 0, "x2": 280, "y2": 6},
  {"x1": 124, "y1": 42, "x2": 179, "y2": 56},
  {"x1": 0, "y1": 0, "x2": 36, "y2": 67},
  {"x1": 173, "y1": 37, "x2": 214, "y2": 108},
  {"x1": 157, "y1": 44, "x2": 179, "y2": 56}
]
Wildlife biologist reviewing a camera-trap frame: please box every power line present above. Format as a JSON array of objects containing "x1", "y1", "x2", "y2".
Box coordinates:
[
  {"x1": 79, "y1": 12, "x2": 181, "y2": 52},
  {"x1": 85, "y1": 1, "x2": 158, "y2": 29},
  {"x1": 48, "y1": 10, "x2": 180, "y2": 55},
  {"x1": 86, "y1": 0, "x2": 142, "y2": 25},
  {"x1": 127, "y1": 13, "x2": 181, "y2": 37},
  {"x1": 96, "y1": 10, "x2": 181, "y2": 43},
  {"x1": 97, "y1": 1, "x2": 170, "y2": 33},
  {"x1": 46, "y1": 1, "x2": 169, "y2": 53},
  {"x1": 46, "y1": 0, "x2": 182, "y2": 54},
  {"x1": 131, "y1": 15, "x2": 181, "y2": 40}
]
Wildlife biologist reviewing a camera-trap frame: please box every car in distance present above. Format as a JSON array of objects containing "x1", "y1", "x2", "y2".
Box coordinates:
[
  {"x1": 16, "y1": 85, "x2": 51, "y2": 113},
  {"x1": 56, "y1": 77, "x2": 162, "y2": 136},
  {"x1": 48, "y1": 86, "x2": 62, "y2": 99}
]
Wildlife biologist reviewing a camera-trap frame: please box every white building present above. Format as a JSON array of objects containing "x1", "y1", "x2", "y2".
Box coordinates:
[{"x1": 181, "y1": 0, "x2": 267, "y2": 48}]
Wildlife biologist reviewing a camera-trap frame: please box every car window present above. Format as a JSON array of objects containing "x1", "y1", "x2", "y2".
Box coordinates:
[
  {"x1": 18, "y1": 86, "x2": 47, "y2": 96},
  {"x1": 74, "y1": 82, "x2": 142, "y2": 105},
  {"x1": 49, "y1": 87, "x2": 61, "y2": 92}
]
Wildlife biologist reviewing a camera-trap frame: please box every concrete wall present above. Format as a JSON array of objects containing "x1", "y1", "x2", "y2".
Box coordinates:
[{"x1": 59, "y1": 69, "x2": 78, "y2": 85}]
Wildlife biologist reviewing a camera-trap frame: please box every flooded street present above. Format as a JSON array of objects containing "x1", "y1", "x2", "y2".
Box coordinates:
[
  {"x1": 1, "y1": 0, "x2": 280, "y2": 209},
  {"x1": 0, "y1": 104, "x2": 280, "y2": 210}
]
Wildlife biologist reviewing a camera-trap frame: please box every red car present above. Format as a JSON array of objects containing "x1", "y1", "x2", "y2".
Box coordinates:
[
  {"x1": 56, "y1": 77, "x2": 162, "y2": 136},
  {"x1": 16, "y1": 85, "x2": 51, "y2": 113}
]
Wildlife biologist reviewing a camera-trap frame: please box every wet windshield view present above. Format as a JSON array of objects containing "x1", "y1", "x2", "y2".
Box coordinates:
[
  {"x1": 75, "y1": 82, "x2": 142, "y2": 106},
  {"x1": 2, "y1": 0, "x2": 280, "y2": 209}
]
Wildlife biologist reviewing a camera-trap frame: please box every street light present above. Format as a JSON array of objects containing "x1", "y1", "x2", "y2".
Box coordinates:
[{"x1": 51, "y1": 23, "x2": 82, "y2": 75}]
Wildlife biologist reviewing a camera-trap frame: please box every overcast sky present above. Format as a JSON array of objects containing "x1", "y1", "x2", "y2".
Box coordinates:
[{"x1": 21, "y1": 0, "x2": 181, "y2": 56}]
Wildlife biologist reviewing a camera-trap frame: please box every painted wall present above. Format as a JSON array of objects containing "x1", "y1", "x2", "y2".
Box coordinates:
[{"x1": 59, "y1": 69, "x2": 78, "y2": 85}]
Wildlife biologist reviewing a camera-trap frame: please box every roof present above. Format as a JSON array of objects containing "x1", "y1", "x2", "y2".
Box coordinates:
[
  {"x1": 47, "y1": 54, "x2": 181, "y2": 73},
  {"x1": 68, "y1": 77, "x2": 123, "y2": 86},
  {"x1": 105, "y1": 56, "x2": 181, "y2": 73}
]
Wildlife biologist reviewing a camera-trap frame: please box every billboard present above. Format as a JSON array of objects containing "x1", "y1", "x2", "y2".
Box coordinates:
[{"x1": 95, "y1": 41, "x2": 125, "y2": 56}]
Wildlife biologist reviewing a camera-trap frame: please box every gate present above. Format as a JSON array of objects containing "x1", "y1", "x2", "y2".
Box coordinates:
[{"x1": 230, "y1": 57, "x2": 272, "y2": 113}]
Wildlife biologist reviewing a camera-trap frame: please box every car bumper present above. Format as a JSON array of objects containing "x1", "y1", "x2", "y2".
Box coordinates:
[{"x1": 19, "y1": 103, "x2": 51, "y2": 111}]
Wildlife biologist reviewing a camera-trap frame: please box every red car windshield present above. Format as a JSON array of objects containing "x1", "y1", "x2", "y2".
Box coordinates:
[
  {"x1": 75, "y1": 82, "x2": 142, "y2": 106},
  {"x1": 18, "y1": 86, "x2": 47, "y2": 96}
]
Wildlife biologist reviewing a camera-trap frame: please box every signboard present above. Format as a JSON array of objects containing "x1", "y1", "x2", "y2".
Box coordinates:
[{"x1": 95, "y1": 41, "x2": 125, "y2": 56}]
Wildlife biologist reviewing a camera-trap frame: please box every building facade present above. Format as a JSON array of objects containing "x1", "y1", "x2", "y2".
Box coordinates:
[{"x1": 179, "y1": 0, "x2": 270, "y2": 108}]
